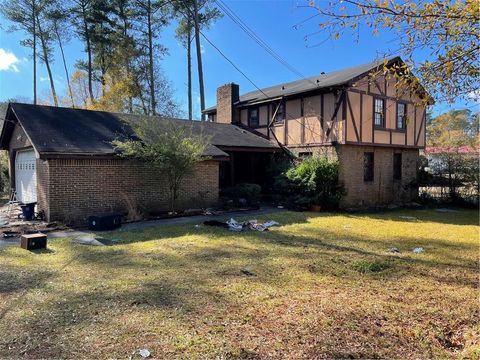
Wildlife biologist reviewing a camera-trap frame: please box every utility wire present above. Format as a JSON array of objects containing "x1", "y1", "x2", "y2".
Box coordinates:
[
  {"x1": 215, "y1": 0, "x2": 318, "y2": 85},
  {"x1": 201, "y1": 30, "x2": 328, "y2": 141}
]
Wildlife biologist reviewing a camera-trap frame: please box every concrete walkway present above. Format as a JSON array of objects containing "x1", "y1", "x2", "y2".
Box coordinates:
[{"x1": 0, "y1": 206, "x2": 284, "y2": 248}]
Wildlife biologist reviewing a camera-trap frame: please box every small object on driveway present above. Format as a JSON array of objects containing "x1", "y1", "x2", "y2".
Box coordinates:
[
  {"x1": 3, "y1": 230, "x2": 20, "y2": 238},
  {"x1": 21, "y1": 233, "x2": 47, "y2": 250},
  {"x1": 413, "y1": 247, "x2": 425, "y2": 253}
]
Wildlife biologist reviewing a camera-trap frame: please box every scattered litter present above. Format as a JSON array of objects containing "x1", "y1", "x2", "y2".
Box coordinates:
[
  {"x1": 241, "y1": 268, "x2": 256, "y2": 276},
  {"x1": 435, "y1": 208, "x2": 459, "y2": 213},
  {"x1": 138, "y1": 349, "x2": 151, "y2": 358},
  {"x1": 194, "y1": 224, "x2": 200, "y2": 228},
  {"x1": 398, "y1": 216, "x2": 417, "y2": 221},
  {"x1": 388, "y1": 247, "x2": 400, "y2": 253},
  {"x1": 203, "y1": 218, "x2": 280, "y2": 232},
  {"x1": 227, "y1": 218, "x2": 244, "y2": 232},
  {"x1": 2, "y1": 231, "x2": 20, "y2": 238},
  {"x1": 263, "y1": 220, "x2": 279, "y2": 228},
  {"x1": 203, "y1": 210, "x2": 213, "y2": 215},
  {"x1": 413, "y1": 247, "x2": 425, "y2": 253}
]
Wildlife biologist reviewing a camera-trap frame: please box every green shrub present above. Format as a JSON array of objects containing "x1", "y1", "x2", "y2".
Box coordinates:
[
  {"x1": 221, "y1": 183, "x2": 261, "y2": 207},
  {"x1": 273, "y1": 156, "x2": 344, "y2": 210}
]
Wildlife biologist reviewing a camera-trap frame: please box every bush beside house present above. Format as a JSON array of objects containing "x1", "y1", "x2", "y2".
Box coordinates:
[{"x1": 273, "y1": 156, "x2": 344, "y2": 210}]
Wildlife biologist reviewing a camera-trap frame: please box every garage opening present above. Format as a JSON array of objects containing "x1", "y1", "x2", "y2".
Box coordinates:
[{"x1": 15, "y1": 149, "x2": 37, "y2": 203}]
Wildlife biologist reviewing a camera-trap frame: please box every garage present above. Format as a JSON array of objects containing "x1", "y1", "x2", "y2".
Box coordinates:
[{"x1": 15, "y1": 149, "x2": 37, "y2": 203}]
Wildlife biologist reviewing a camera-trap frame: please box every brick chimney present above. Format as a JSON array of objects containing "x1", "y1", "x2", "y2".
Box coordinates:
[{"x1": 216, "y1": 83, "x2": 239, "y2": 123}]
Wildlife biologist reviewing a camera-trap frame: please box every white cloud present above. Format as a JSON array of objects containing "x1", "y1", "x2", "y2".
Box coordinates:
[
  {"x1": 0, "y1": 48, "x2": 20, "y2": 72},
  {"x1": 40, "y1": 76, "x2": 49, "y2": 82},
  {"x1": 200, "y1": 44, "x2": 205, "y2": 54}
]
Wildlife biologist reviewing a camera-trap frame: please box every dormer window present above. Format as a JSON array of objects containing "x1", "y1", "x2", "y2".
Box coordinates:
[{"x1": 248, "y1": 107, "x2": 259, "y2": 127}]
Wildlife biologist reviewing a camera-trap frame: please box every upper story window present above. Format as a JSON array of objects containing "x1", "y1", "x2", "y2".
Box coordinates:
[
  {"x1": 374, "y1": 98, "x2": 385, "y2": 127},
  {"x1": 396, "y1": 103, "x2": 406, "y2": 129},
  {"x1": 248, "y1": 107, "x2": 259, "y2": 127},
  {"x1": 272, "y1": 101, "x2": 285, "y2": 124}
]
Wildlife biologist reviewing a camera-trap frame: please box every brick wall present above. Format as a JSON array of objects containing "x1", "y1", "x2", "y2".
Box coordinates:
[
  {"x1": 39, "y1": 158, "x2": 219, "y2": 224},
  {"x1": 337, "y1": 145, "x2": 419, "y2": 208},
  {"x1": 36, "y1": 159, "x2": 50, "y2": 220}
]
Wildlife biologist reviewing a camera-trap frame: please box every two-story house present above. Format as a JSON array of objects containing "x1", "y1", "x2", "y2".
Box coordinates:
[{"x1": 203, "y1": 57, "x2": 431, "y2": 208}]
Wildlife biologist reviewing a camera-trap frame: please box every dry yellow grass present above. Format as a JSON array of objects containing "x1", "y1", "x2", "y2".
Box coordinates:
[{"x1": 0, "y1": 209, "x2": 478, "y2": 359}]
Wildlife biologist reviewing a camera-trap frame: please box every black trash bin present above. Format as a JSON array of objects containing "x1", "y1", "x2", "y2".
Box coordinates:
[{"x1": 20, "y1": 203, "x2": 36, "y2": 221}]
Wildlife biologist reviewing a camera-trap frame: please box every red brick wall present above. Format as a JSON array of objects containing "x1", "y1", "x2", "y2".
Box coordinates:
[
  {"x1": 337, "y1": 145, "x2": 419, "y2": 208},
  {"x1": 38, "y1": 158, "x2": 219, "y2": 224}
]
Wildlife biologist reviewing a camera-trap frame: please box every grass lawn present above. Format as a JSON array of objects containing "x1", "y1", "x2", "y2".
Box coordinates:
[{"x1": 0, "y1": 209, "x2": 479, "y2": 359}]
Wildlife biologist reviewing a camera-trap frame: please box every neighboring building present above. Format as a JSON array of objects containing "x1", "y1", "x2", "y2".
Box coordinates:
[
  {"x1": 0, "y1": 103, "x2": 279, "y2": 223},
  {"x1": 203, "y1": 57, "x2": 431, "y2": 208}
]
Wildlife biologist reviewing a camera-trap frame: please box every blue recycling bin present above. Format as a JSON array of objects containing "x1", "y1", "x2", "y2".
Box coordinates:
[{"x1": 20, "y1": 203, "x2": 36, "y2": 221}]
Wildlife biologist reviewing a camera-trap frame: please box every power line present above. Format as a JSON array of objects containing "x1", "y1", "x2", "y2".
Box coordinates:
[
  {"x1": 200, "y1": 30, "x2": 328, "y2": 142},
  {"x1": 214, "y1": 0, "x2": 314, "y2": 83}
]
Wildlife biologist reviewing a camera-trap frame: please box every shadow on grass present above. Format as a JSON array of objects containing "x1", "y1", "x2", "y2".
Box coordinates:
[{"x1": 1, "y1": 209, "x2": 478, "y2": 358}]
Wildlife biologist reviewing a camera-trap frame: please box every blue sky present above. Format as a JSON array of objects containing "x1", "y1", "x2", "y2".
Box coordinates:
[{"x1": 0, "y1": 0, "x2": 477, "y2": 118}]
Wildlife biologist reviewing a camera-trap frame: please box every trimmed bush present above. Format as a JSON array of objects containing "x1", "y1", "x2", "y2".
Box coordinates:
[{"x1": 273, "y1": 156, "x2": 344, "y2": 210}]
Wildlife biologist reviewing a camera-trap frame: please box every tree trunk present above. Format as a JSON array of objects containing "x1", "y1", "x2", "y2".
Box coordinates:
[
  {"x1": 32, "y1": 0, "x2": 37, "y2": 105},
  {"x1": 36, "y1": 14, "x2": 58, "y2": 106},
  {"x1": 123, "y1": 17, "x2": 133, "y2": 113},
  {"x1": 54, "y1": 22, "x2": 74, "y2": 108},
  {"x1": 187, "y1": 24, "x2": 192, "y2": 121},
  {"x1": 192, "y1": 0, "x2": 205, "y2": 121},
  {"x1": 81, "y1": 3, "x2": 95, "y2": 104},
  {"x1": 147, "y1": 0, "x2": 156, "y2": 115}
]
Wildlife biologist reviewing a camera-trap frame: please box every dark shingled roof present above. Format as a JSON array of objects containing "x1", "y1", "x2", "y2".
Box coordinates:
[
  {"x1": 0, "y1": 103, "x2": 279, "y2": 158},
  {"x1": 204, "y1": 56, "x2": 400, "y2": 113}
]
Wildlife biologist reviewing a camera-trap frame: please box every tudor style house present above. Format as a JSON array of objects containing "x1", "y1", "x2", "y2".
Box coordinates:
[{"x1": 203, "y1": 57, "x2": 431, "y2": 208}]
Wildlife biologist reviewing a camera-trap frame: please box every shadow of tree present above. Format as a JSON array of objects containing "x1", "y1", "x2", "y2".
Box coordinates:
[{"x1": 1, "y1": 208, "x2": 478, "y2": 358}]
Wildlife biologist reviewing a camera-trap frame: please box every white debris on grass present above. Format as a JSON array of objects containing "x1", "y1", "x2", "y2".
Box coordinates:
[
  {"x1": 388, "y1": 247, "x2": 400, "y2": 253},
  {"x1": 413, "y1": 247, "x2": 425, "y2": 253},
  {"x1": 226, "y1": 218, "x2": 280, "y2": 232},
  {"x1": 138, "y1": 349, "x2": 151, "y2": 358}
]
